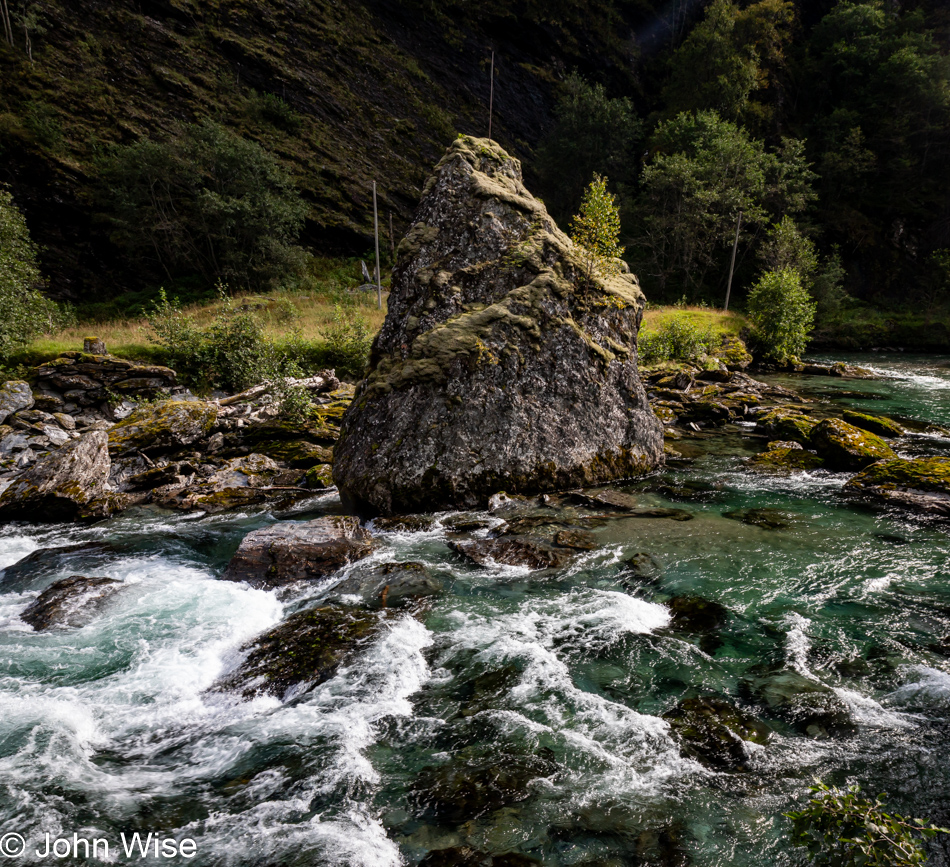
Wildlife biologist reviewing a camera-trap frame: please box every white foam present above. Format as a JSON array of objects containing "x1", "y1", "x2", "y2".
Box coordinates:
[{"x1": 885, "y1": 666, "x2": 950, "y2": 708}]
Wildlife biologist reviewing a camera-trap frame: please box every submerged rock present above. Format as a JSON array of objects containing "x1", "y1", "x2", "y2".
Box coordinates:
[
  {"x1": 748, "y1": 445, "x2": 824, "y2": 473},
  {"x1": 21, "y1": 575, "x2": 122, "y2": 630},
  {"x1": 216, "y1": 604, "x2": 381, "y2": 699},
  {"x1": 845, "y1": 456, "x2": 950, "y2": 515},
  {"x1": 108, "y1": 400, "x2": 218, "y2": 456},
  {"x1": 665, "y1": 696, "x2": 771, "y2": 771},
  {"x1": 334, "y1": 136, "x2": 662, "y2": 515},
  {"x1": 0, "y1": 431, "x2": 120, "y2": 522},
  {"x1": 450, "y1": 536, "x2": 573, "y2": 570},
  {"x1": 808, "y1": 418, "x2": 895, "y2": 471},
  {"x1": 222, "y1": 516, "x2": 375, "y2": 588},
  {"x1": 745, "y1": 669, "x2": 855, "y2": 738},
  {"x1": 326, "y1": 561, "x2": 443, "y2": 608},
  {"x1": 724, "y1": 508, "x2": 793, "y2": 530},
  {"x1": 570, "y1": 489, "x2": 641, "y2": 511}
]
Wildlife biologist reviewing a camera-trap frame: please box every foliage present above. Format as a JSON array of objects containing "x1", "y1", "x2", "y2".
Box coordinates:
[
  {"x1": 786, "y1": 780, "x2": 949, "y2": 867},
  {"x1": 745, "y1": 267, "x2": 816, "y2": 361},
  {"x1": 636, "y1": 110, "x2": 816, "y2": 298},
  {"x1": 538, "y1": 73, "x2": 641, "y2": 223},
  {"x1": 146, "y1": 286, "x2": 302, "y2": 392},
  {"x1": 321, "y1": 306, "x2": 373, "y2": 380},
  {"x1": 662, "y1": 0, "x2": 797, "y2": 131},
  {"x1": 638, "y1": 316, "x2": 718, "y2": 364},
  {"x1": 0, "y1": 187, "x2": 73, "y2": 361},
  {"x1": 98, "y1": 120, "x2": 307, "y2": 291},
  {"x1": 570, "y1": 174, "x2": 624, "y2": 284}
]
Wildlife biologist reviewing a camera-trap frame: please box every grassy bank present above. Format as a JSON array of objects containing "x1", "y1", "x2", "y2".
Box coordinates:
[
  {"x1": 809, "y1": 306, "x2": 950, "y2": 352},
  {"x1": 639, "y1": 305, "x2": 747, "y2": 366},
  {"x1": 10, "y1": 257, "x2": 389, "y2": 371}
]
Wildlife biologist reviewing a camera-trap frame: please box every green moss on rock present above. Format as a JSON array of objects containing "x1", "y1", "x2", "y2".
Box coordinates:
[
  {"x1": 754, "y1": 410, "x2": 817, "y2": 443},
  {"x1": 808, "y1": 418, "x2": 895, "y2": 471},
  {"x1": 842, "y1": 410, "x2": 904, "y2": 438},
  {"x1": 749, "y1": 447, "x2": 824, "y2": 472}
]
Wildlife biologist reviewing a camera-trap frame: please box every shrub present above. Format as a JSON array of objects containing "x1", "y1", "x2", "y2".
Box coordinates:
[
  {"x1": 321, "y1": 306, "x2": 372, "y2": 380},
  {"x1": 147, "y1": 287, "x2": 299, "y2": 392},
  {"x1": 786, "y1": 780, "x2": 949, "y2": 866},
  {"x1": 638, "y1": 316, "x2": 718, "y2": 364},
  {"x1": 571, "y1": 174, "x2": 624, "y2": 285},
  {"x1": 0, "y1": 187, "x2": 73, "y2": 361},
  {"x1": 745, "y1": 267, "x2": 816, "y2": 361}
]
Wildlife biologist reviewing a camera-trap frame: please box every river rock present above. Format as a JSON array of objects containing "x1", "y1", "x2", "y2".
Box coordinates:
[
  {"x1": 845, "y1": 456, "x2": 950, "y2": 515},
  {"x1": 108, "y1": 400, "x2": 218, "y2": 456},
  {"x1": 333, "y1": 136, "x2": 663, "y2": 515},
  {"x1": 216, "y1": 604, "x2": 381, "y2": 699},
  {"x1": 0, "y1": 431, "x2": 119, "y2": 522},
  {"x1": 450, "y1": 535, "x2": 573, "y2": 570},
  {"x1": 0, "y1": 381, "x2": 34, "y2": 424},
  {"x1": 21, "y1": 575, "x2": 123, "y2": 630},
  {"x1": 749, "y1": 445, "x2": 824, "y2": 473},
  {"x1": 841, "y1": 410, "x2": 904, "y2": 439},
  {"x1": 326, "y1": 561, "x2": 443, "y2": 608},
  {"x1": 808, "y1": 418, "x2": 895, "y2": 471},
  {"x1": 34, "y1": 350, "x2": 176, "y2": 406},
  {"x1": 221, "y1": 516, "x2": 375, "y2": 588},
  {"x1": 664, "y1": 696, "x2": 771, "y2": 771},
  {"x1": 745, "y1": 669, "x2": 855, "y2": 738},
  {"x1": 754, "y1": 409, "x2": 817, "y2": 443}
]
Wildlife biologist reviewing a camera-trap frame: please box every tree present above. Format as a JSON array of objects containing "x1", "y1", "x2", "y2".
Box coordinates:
[
  {"x1": 745, "y1": 267, "x2": 816, "y2": 361},
  {"x1": 538, "y1": 73, "x2": 640, "y2": 225},
  {"x1": 635, "y1": 110, "x2": 815, "y2": 298},
  {"x1": 570, "y1": 174, "x2": 624, "y2": 285},
  {"x1": 98, "y1": 120, "x2": 307, "y2": 290},
  {"x1": 0, "y1": 187, "x2": 67, "y2": 360},
  {"x1": 661, "y1": 0, "x2": 797, "y2": 131}
]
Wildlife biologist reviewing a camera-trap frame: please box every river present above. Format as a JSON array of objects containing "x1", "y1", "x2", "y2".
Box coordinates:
[{"x1": 1, "y1": 353, "x2": 949, "y2": 866}]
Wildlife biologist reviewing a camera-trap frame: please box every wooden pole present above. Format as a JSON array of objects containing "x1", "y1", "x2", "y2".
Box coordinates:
[
  {"x1": 724, "y1": 210, "x2": 742, "y2": 312},
  {"x1": 389, "y1": 211, "x2": 395, "y2": 260},
  {"x1": 373, "y1": 181, "x2": 382, "y2": 310},
  {"x1": 488, "y1": 50, "x2": 494, "y2": 142}
]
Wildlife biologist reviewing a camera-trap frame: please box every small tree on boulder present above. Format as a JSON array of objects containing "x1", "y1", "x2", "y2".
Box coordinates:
[{"x1": 570, "y1": 173, "x2": 624, "y2": 286}]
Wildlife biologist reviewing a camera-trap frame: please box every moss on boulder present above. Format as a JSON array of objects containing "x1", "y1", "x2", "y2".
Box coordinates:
[
  {"x1": 334, "y1": 137, "x2": 662, "y2": 515},
  {"x1": 754, "y1": 409, "x2": 817, "y2": 443},
  {"x1": 845, "y1": 456, "x2": 950, "y2": 515},
  {"x1": 808, "y1": 418, "x2": 895, "y2": 471},
  {"x1": 749, "y1": 447, "x2": 825, "y2": 472},
  {"x1": 108, "y1": 400, "x2": 217, "y2": 456},
  {"x1": 841, "y1": 410, "x2": 904, "y2": 438}
]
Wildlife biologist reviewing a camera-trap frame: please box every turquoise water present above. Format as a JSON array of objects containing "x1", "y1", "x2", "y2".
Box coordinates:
[{"x1": 1, "y1": 354, "x2": 949, "y2": 866}]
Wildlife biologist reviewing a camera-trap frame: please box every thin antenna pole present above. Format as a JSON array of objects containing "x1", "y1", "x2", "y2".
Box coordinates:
[
  {"x1": 724, "y1": 210, "x2": 742, "y2": 312},
  {"x1": 373, "y1": 181, "x2": 382, "y2": 310},
  {"x1": 488, "y1": 51, "x2": 494, "y2": 141}
]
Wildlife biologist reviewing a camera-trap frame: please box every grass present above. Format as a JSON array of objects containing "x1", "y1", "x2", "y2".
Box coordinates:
[
  {"x1": 11, "y1": 257, "x2": 390, "y2": 368},
  {"x1": 642, "y1": 305, "x2": 746, "y2": 337}
]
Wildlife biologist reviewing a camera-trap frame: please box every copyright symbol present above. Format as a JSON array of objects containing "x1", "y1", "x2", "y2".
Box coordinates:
[{"x1": 0, "y1": 834, "x2": 24, "y2": 858}]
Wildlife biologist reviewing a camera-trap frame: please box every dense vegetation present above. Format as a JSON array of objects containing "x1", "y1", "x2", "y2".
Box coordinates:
[{"x1": 0, "y1": 0, "x2": 949, "y2": 349}]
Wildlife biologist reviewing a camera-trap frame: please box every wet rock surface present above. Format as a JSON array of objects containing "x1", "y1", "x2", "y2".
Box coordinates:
[
  {"x1": 222, "y1": 516, "x2": 376, "y2": 588},
  {"x1": 215, "y1": 604, "x2": 382, "y2": 699},
  {"x1": 845, "y1": 456, "x2": 950, "y2": 515},
  {"x1": 326, "y1": 561, "x2": 443, "y2": 609},
  {"x1": 0, "y1": 431, "x2": 119, "y2": 522},
  {"x1": 807, "y1": 418, "x2": 896, "y2": 471},
  {"x1": 664, "y1": 696, "x2": 771, "y2": 771},
  {"x1": 449, "y1": 536, "x2": 575, "y2": 570},
  {"x1": 334, "y1": 136, "x2": 663, "y2": 515},
  {"x1": 21, "y1": 575, "x2": 123, "y2": 630}
]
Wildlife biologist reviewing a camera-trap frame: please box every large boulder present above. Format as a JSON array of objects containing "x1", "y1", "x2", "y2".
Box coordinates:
[
  {"x1": 807, "y1": 418, "x2": 895, "y2": 471},
  {"x1": 0, "y1": 431, "x2": 118, "y2": 522},
  {"x1": 845, "y1": 456, "x2": 950, "y2": 515},
  {"x1": 333, "y1": 136, "x2": 663, "y2": 515},
  {"x1": 21, "y1": 575, "x2": 123, "y2": 630},
  {"x1": 222, "y1": 516, "x2": 375, "y2": 588},
  {"x1": 0, "y1": 381, "x2": 34, "y2": 424},
  {"x1": 108, "y1": 400, "x2": 218, "y2": 456}
]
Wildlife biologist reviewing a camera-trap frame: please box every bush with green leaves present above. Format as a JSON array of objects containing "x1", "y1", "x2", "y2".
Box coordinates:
[
  {"x1": 638, "y1": 317, "x2": 718, "y2": 365},
  {"x1": 786, "y1": 780, "x2": 949, "y2": 866},
  {"x1": 147, "y1": 287, "x2": 299, "y2": 393},
  {"x1": 0, "y1": 187, "x2": 73, "y2": 361},
  {"x1": 99, "y1": 119, "x2": 307, "y2": 290},
  {"x1": 571, "y1": 174, "x2": 624, "y2": 286},
  {"x1": 746, "y1": 267, "x2": 816, "y2": 361},
  {"x1": 321, "y1": 306, "x2": 372, "y2": 380}
]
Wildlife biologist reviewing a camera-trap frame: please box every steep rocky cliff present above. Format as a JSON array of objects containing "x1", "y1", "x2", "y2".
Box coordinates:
[{"x1": 333, "y1": 136, "x2": 663, "y2": 515}]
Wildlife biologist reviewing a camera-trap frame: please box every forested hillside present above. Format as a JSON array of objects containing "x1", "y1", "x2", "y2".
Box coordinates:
[{"x1": 1, "y1": 0, "x2": 949, "y2": 316}]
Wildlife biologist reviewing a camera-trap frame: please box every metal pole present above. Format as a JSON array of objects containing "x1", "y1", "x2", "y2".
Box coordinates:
[
  {"x1": 488, "y1": 51, "x2": 494, "y2": 141},
  {"x1": 373, "y1": 181, "x2": 382, "y2": 310},
  {"x1": 724, "y1": 210, "x2": 742, "y2": 312}
]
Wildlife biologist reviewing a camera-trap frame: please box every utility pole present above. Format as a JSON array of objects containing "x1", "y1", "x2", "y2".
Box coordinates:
[
  {"x1": 389, "y1": 211, "x2": 395, "y2": 260},
  {"x1": 488, "y1": 50, "x2": 494, "y2": 142},
  {"x1": 724, "y1": 210, "x2": 742, "y2": 312},
  {"x1": 373, "y1": 181, "x2": 382, "y2": 310}
]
